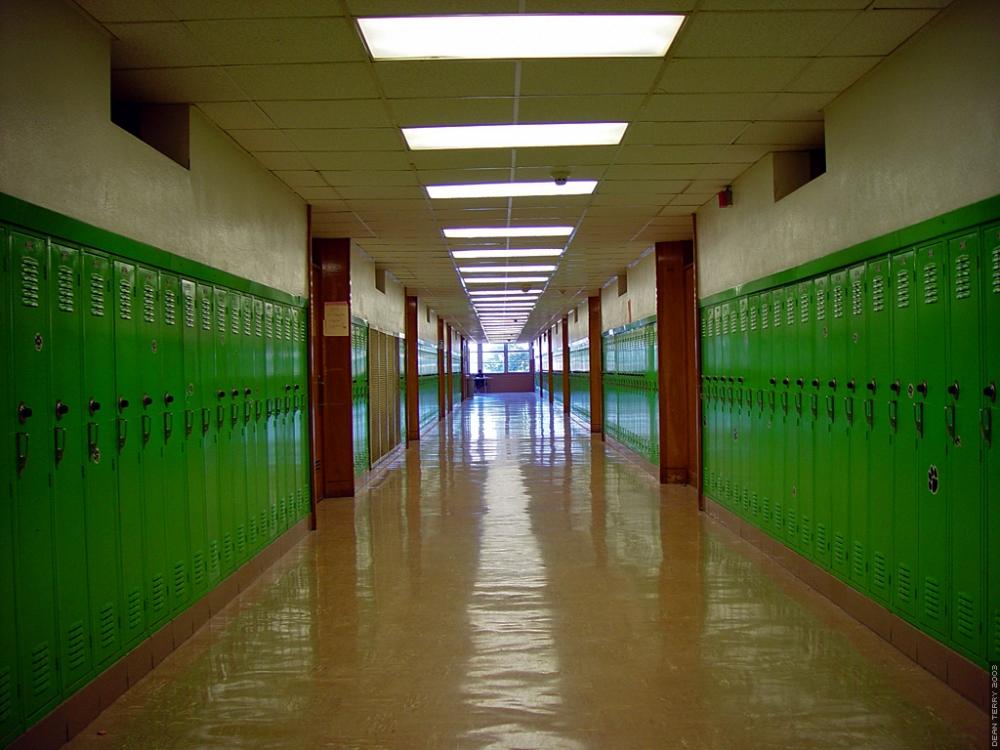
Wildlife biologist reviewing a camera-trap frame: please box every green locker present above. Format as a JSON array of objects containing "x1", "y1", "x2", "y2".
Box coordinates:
[
  {"x1": 136, "y1": 266, "x2": 170, "y2": 626},
  {"x1": 9, "y1": 231, "x2": 61, "y2": 719},
  {"x1": 292, "y1": 308, "x2": 307, "y2": 520},
  {"x1": 771, "y1": 290, "x2": 787, "y2": 538},
  {"x1": 283, "y1": 306, "x2": 297, "y2": 522},
  {"x1": 113, "y1": 260, "x2": 146, "y2": 647},
  {"x1": 251, "y1": 297, "x2": 269, "y2": 546},
  {"x1": 783, "y1": 285, "x2": 800, "y2": 548},
  {"x1": 49, "y1": 242, "x2": 93, "y2": 691},
  {"x1": 273, "y1": 305, "x2": 288, "y2": 530},
  {"x1": 228, "y1": 289, "x2": 248, "y2": 562},
  {"x1": 737, "y1": 297, "x2": 750, "y2": 516},
  {"x1": 847, "y1": 263, "x2": 869, "y2": 590},
  {"x1": 747, "y1": 295, "x2": 761, "y2": 521},
  {"x1": 759, "y1": 292, "x2": 774, "y2": 527},
  {"x1": 0, "y1": 227, "x2": 21, "y2": 744},
  {"x1": 159, "y1": 273, "x2": 189, "y2": 613},
  {"x1": 181, "y1": 280, "x2": 208, "y2": 597},
  {"x1": 796, "y1": 280, "x2": 815, "y2": 556},
  {"x1": 239, "y1": 294, "x2": 258, "y2": 553},
  {"x1": 915, "y1": 240, "x2": 949, "y2": 638},
  {"x1": 703, "y1": 308, "x2": 715, "y2": 498},
  {"x1": 720, "y1": 302, "x2": 733, "y2": 509},
  {"x1": 213, "y1": 286, "x2": 235, "y2": 572},
  {"x1": 867, "y1": 258, "x2": 893, "y2": 605},
  {"x1": 983, "y1": 222, "x2": 1000, "y2": 664},
  {"x1": 947, "y1": 231, "x2": 984, "y2": 659},
  {"x1": 813, "y1": 276, "x2": 832, "y2": 569},
  {"x1": 198, "y1": 283, "x2": 221, "y2": 583},
  {"x1": 265, "y1": 302, "x2": 280, "y2": 537},
  {"x1": 890, "y1": 251, "x2": 919, "y2": 621},
  {"x1": 829, "y1": 270, "x2": 851, "y2": 579}
]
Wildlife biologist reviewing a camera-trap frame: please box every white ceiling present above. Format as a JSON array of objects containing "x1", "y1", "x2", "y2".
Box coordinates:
[{"x1": 73, "y1": 0, "x2": 948, "y2": 340}]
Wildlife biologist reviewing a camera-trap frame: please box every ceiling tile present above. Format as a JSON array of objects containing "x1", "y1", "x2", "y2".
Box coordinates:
[
  {"x1": 284, "y1": 128, "x2": 404, "y2": 151},
  {"x1": 183, "y1": 18, "x2": 365, "y2": 64},
  {"x1": 598, "y1": 180, "x2": 690, "y2": 194},
  {"x1": 225, "y1": 63, "x2": 378, "y2": 100},
  {"x1": 736, "y1": 120, "x2": 825, "y2": 145},
  {"x1": 346, "y1": 0, "x2": 519, "y2": 13},
  {"x1": 658, "y1": 57, "x2": 808, "y2": 93},
  {"x1": 162, "y1": 0, "x2": 346, "y2": 18},
  {"x1": 108, "y1": 22, "x2": 214, "y2": 69},
  {"x1": 75, "y1": 0, "x2": 176, "y2": 22},
  {"x1": 388, "y1": 97, "x2": 516, "y2": 127},
  {"x1": 375, "y1": 61, "x2": 517, "y2": 98},
  {"x1": 228, "y1": 129, "x2": 298, "y2": 151},
  {"x1": 517, "y1": 95, "x2": 645, "y2": 122},
  {"x1": 696, "y1": 163, "x2": 753, "y2": 180},
  {"x1": 514, "y1": 146, "x2": 620, "y2": 168},
  {"x1": 785, "y1": 56, "x2": 881, "y2": 92},
  {"x1": 408, "y1": 150, "x2": 513, "y2": 170},
  {"x1": 520, "y1": 59, "x2": 663, "y2": 96},
  {"x1": 700, "y1": 0, "x2": 867, "y2": 8},
  {"x1": 273, "y1": 170, "x2": 326, "y2": 187},
  {"x1": 760, "y1": 92, "x2": 834, "y2": 120},
  {"x1": 111, "y1": 67, "x2": 243, "y2": 102},
  {"x1": 196, "y1": 102, "x2": 274, "y2": 129},
  {"x1": 253, "y1": 151, "x2": 313, "y2": 170},
  {"x1": 821, "y1": 9, "x2": 939, "y2": 56},
  {"x1": 296, "y1": 186, "x2": 344, "y2": 200},
  {"x1": 672, "y1": 11, "x2": 857, "y2": 57},
  {"x1": 642, "y1": 93, "x2": 775, "y2": 121},
  {"x1": 305, "y1": 151, "x2": 413, "y2": 170},
  {"x1": 617, "y1": 144, "x2": 768, "y2": 164},
  {"x1": 258, "y1": 100, "x2": 391, "y2": 128},
  {"x1": 603, "y1": 164, "x2": 706, "y2": 180},
  {"x1": 624, "y1": 121, "x2": 748, "y2": 146},
  {"x1": 337, "y1": 185, "x2": 426, "y2": 200},
  {"x1": 319, "y1": 170, "x2": 418, "y2": 186}
]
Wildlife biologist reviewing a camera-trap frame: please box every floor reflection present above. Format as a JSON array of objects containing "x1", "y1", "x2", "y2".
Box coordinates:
[{"x1": 67, "y1": 393, "x2": 985, "y2": 749}]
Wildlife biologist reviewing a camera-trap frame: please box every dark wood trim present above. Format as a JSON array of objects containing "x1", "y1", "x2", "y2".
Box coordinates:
[
  {"x1": 305, "y1": 206, "x2": 320, "y2": 530},
  {"x1": 561, "y1": 317, "x2": 571, "y2": 414},
  {"x1": 405, "y1": 295, "x2": 419, "y2": 442},
  {"x1": 436, "y1": 318, "x2": 446, "y2": 418},
  {"x1": 691, "y1": 212, "x2": 705, "y2": 510},
  {"x1": 546, "y1": 329, "x2": 554, "y2": 402},
  {"x1": 445, "y1": 324, "x2": 454, "y2": 412},
  {"x1": 587, "y1": 296, "x2": 603, "y2": 435}
]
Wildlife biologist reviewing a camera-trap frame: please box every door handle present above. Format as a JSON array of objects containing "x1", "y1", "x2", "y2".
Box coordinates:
[
  {"x1": 888, "y1": 400, "x2": 898, "y2": 431},
  {"x1": 54, "y1": 426, "x2": 66, "y2": 463},
  {"x1": 141, "y1": 414, "x2": 152, "y2": 443},
  {"x1": 184, "y1": 409, "x2": 194, "y2": 436},
  {"x1": 845, "y1": 396, "x2": 854, "y2": 424},
  {"x1": 914, "y1": 401, "x2": 924, "y2": 436},
  {"x1": 230, "y1": 402, "x2": 239, "y2": 424},
  {"x1": 982, "y1": 407, "x2": 992, "y2": 443},
  {"x1": 15, "y1": 432, "x2": 29, "y2": 472},
  {"x1": 88, "y1": 422, "x2": 100, "y2": 456},
  {"x1": 945, "y1": 403, "x2": 956, "y2": 441},
  {"x1": 864, "y1": 398, "x2": 874, "y2": 427},
  {"x1": 117, "y1": 418, "x2": 128, "y2": 449},
  {"x1": 164, "y1": 412, "x2": 173, "y2": 440}
]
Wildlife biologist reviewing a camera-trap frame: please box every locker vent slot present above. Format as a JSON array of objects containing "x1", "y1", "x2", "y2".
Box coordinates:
[
  {"x1": 30, "y1": 642, "x2": 52, "y2": 698},
  {"x1": 249, "y1": 517, "x2": 257, "y2": 545},
  {"x1": 786, "y1": 509, "x2": 797, "y2": 537},
  {"x1": 761, "y1": 302, "x2": 769, "y2": 329},
  {"x1": 851, "y1": 542, "x2": 865, "y2": 580},
  {"x1": 953, "y1": 254, "x2": 971, "y2": 300},
  {"x1": 799, "y1": 293, "x2": 809, "y2": 322},
  {"x1": 260, "y1": 510, "x2": 268, "y2": 537},
  {"x1": 833, "y1": 533, "x2": 846, "y2": 565},
  {"x1": 264, "y1": 312, "x2": 273, "y2": 338},
  {"x1": 66, "y1": 621, "x2": 87, "y2": 672},
  {"x1": 896, "y1": 564, "x2": 913, "y2": 605},
  {"x1": 739, "y1": 306, "x2": 748, "y2": 333},
  {"x1": 750, "y1": 493, "x2": 759, "y2": 517},
  {"x1": 192, "y1": 551, "x2": 205, "y2": 587},
  {"x1": 209, "y1": 541, "x2": 220, "y2": 578},
  {"x1": 895, "y1": 269, "x2": 910, "y2": 308},
  {"x1": 851, "y1": 279, "x2": 863, "y2": 316},
  {"x1": 871, "y1": 274, "x2": 885, "y2": 312},
  {"x1": 217, "y1": 301, "x2": 226, "y2": 332},
  {"x1": 236, "y1": 524, "x2": 247, "y2": 555},
  {"x1": 924, "y1": 577, "x2": 941, "y2": 622},
  {"x1": 785, "y1": 296, "x2": 794, "y2": 325},
  {"x1": 993, "y1": 610, "x2": 1000, "y2": 658},
  {"x1": 872, "y1": 551, "x2": 887, "y2": 591},
  {"x1": 57, "y1": 263, "x2": 75, "y2": 313},
  {"x1": 173, "y1": 561, "x2": 187, "y2": 602},
  {"x1": 99, "y1": 602, "x2": 117, "y2": 650},
  {"x1": 119, "y1": 278, "x2": 133, "y2": 319},
  {"x1": 127, "y1": 588, "x2": 143, "y2": 632},
  {"x1": 143, "y1": 283, "x2": 155, "y2": 323},
  {"x1": 231, "y1": 305, "x2": 240, "y2": 335},
  {"x1": 255, "y1": 311, "x2": 263, "y2": 337},
  {"x1": 151, "y1": 574, "x2": 166, "y2": 613},
  {"x1": 184, "y1": 292, "x2": 196, "y2": 328},
  {"x1": 21, "y1": 254, "x2": 41, "y2": 307},
  {"x1": 832, "y1": 285, "x2": 844, "y2": 318},
  {"x1": 201, "y1": 297, "x2": 212, "y2": 331},
  {"x1": 0, "y1": 666, "x2": 12, "y2": 724},
  {"x1": 956, "y1": 592, "x2": 975, "y2": 641},
  {"x1": 815, "y1": 523, "x2": 827, "y2": 553},
  {"x1": 922, "y1": 263, "x2": 938, "y2": 304},
  {"x1": 773, "y1": 503, "x2": 783, "y2": 530},
  {"x1": 992, "y1": 245, "x2": 1000, "y2": 294},
  {"x1": 243, "y1": 307, "x2": 252, "y2": 336},
  {"x1": 222, "y1": 533, "x2": 233, "y2": 564},
  {"x1": 163, "y1": 288, "x2": 177, "y2": 325},
  {"x1": 760, "y1": 497, "x2": 770, "y2": 522},
  {"x1": 800, "y1": 516, "x2": 811, "y2": 546},
  {"x1": 749, "y1": 305, "x2": 758, "y2": 330},
  {"x1": 772, "y1": 300, "x2": 782, "y2": 327},
  {"x1": 816, "y1": 287, "x2": 827, "y2": 320},
  {"x1": 90, "y1": 273, "x2": 106, "y2": 316}
]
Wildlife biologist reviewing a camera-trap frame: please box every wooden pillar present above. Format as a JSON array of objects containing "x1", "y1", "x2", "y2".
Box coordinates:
[
  {"x1": 445, "y1": 323, "x2": 454, "y2": 411},
  {"x1": 588, "y1": 295, "x2": 603, "y2": 435},
  {"x1": 561, "y1": 317, "x2": 570, "y2": 414},
  {"x1": 311, "y1": 237, "x2": 354, "y2": 498},
  {"x1": 305, "y1": 206, "x2": 319, "y2": 529},
  {"x1": 437, "y1": 318, "x2": 446, "y2": 417},
  {"x1": 405, "y1": 295, "x2": 419, "y2": 442},
  {"x1": 655, "y1": 240, "x2": 695, "y2": 484},
  {"x1": 546, "y1": 329, "x2": 554, "y2": 402}
]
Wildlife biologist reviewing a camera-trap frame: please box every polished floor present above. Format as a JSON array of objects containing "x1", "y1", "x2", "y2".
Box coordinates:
[{"x1": 68, "y1": 394, "x2": 984, "y2": 749}]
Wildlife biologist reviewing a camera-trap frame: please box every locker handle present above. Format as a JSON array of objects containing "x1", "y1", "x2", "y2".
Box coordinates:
[
  {"x1": 810, "y1": 393, "x2": 818, "y2": 418},
  {"x1": 141, "y1": 414, "x2": 152, "y2": 442},
  {"x1": 118, "y1": 397, "x2": 129, "y2": 412},
  {"x1": 15, "y1": 431, "x2": 29, "y2": 471},
  {"x1": 737, "y1": 377, "x2": 744, "y2": 384},
  {"x1": 244, "y1": 388, "x2": 252, "y2": 396},
  {"x1": 983, "y1": 382, "x2": 996, "y2": 402},
  {"x1": 55, "y1": 400, "x2": 70, "y2": 419},
  {"x1": 982, "y1": 407, "x2": 992, "y2": 443},
  {"x1": 828, "y1": 379, "x2": 837, "y2": 390},
  {"x1": 89, "y1": 399, "x2": 101, "y2": 415},
  {"x1": 782, "y1": 377, "x2": 790, "y2": 386},
  {"x1": 117, "y1": 418, "x2": 127, "y2": 449},
  {"x1": 231, "y1": 389, "x2": 239, "y2": 398},
  {"x1": 184, "y1": 409, "x2": 195, "y2": 436},
  {"x1": 164, "y1": 412, "x2": 173, "y2": 439},
  {"x1": 890, "y1": 380, "x2": 901, "y2": 395},
  {"x1": 888, "y1": 400, "x2": 898, "y2": 431},
  {"x1": 781, "y1": 392, "x2": 789, "y2": 413},
  {"x1": 845, "y1": 397, "x2": 854, "y2": 423},
  {"x1": 913, "y1": 402, "x2": 924, "y2": 436},
  {"x1": 916, "y1": 381, "x2": 928, "y2": 396},
  {"x1": 757, "y1": 391, "x2": 764, "y2": 410},
  {"x1": 826, "y1": 395, "x2": 835, "y2": 421},
  {"x1": 285, "y1": 384, "x2": 292, "y2": 392},
  {"x1": 17, "y1": 402, "x2": 32, "y2": 423},
  {"x1": 947, "y1": 381, "x2": 960, "y2": 399},
  {"x1": 255, "y1": 401, "x2": 263, "y2": 420},
  {"x1": 294, "y1": 384, "x2": 301, "y2": 391},
  {"x1": 231, "y1": 403, "x2": 239, "y2": 424},
  {"x1": 794, "y1": 392, "x2": 803, "y2": 414},
  {"x1": 945, "y1": 403, "x2": 956, "y2": 440}
]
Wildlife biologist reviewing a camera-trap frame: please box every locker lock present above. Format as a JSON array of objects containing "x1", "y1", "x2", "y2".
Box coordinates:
[
  {"x1": 847, "y1": 379, "x2": 856, "y2": 391},
  {"x1": 916, "y1": 381, "x2": 928, "y2": 396},
  {"x1": 985, "y1": 383, "x2": 997, "y2": 402},
  {"x1": 285, "y1": 384, "x2": 292, "y2": 392},
  {"x1": 947, "y1": 381, "x2": 960, "y2": 399},
  {"x1": 117, "y1": 397, "x2": 130, "y2": 412},
  {"x1": 769, "y1": 377, "x2": 777, "y2": 386},
  {"x1": 828, "y1": 379, "x2": 837, "y2": 390},
  {"x1": 142, "y1": 394, "x2": 153, "y2": 408},
  {"x1": 163, "y1": 393, "x2": 175, "y2": 405},
  {"x1": 782, "y1": 377, "x2": 790, "y2": 387},
  {"x1": 55, "y1": 401, "x2": 70, "y2": 419},
  {"x1": 795, "y1": 378, "x2": 804, "y2": 387},
  {"x1": 217, "y1": 390, "x2": 226, "y2": 400},
  {"x1": 17, "y1": 402, "x2": 32, "y2": 423},
  {"x1": 866, "y1": 379, "x2": 877, "y2": 393},
  {"x1": 811, "y1": 378, "x2": 820, "y2": 388},
  {"x1": 231, "y1": 389, "x2": 239, "y2": 398},
  {"x1": 294, "y1": 384, "x2": 301, "y2": 391},
  {"x1": 89, "y1": 399, "x2": 101, "y2": 415},
  {"x1": 244, "y1": 388, "x2": 252, "y2": 396},
  {"x1": 890, "y1": 380, "x2": 901, "y2": 395}
]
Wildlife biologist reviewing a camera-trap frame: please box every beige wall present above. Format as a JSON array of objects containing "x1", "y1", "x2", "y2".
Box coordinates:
[
  {"x1": 0, "y1": 0, "x2": 307, "y2": 297},
  {"x1": 416, "y1": 298, "x2": 439, "y2": 344},
  {"x1": 350, "y1": 243, "x2": 405, "y2": 336},
  {"x1": 566, "y1": 298, "x2": 589, "y2": 345},
  {"x1": 695, "y1": 0, "x2": 1000, "y2": 298},
  {"x1": 600, "y1": 250, "x2": 656, "y2": 331}
]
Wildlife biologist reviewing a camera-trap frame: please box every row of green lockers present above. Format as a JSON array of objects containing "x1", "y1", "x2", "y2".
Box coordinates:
[
  {"x1": 701, "y1": 220, "x2": 1000, "y2": 667},
  {"x1": 349, "y1": 322, "x2": 408, "y2": 476},
  {"x1": 0, "y1": 225, "x2": 310, "y2": 744}
]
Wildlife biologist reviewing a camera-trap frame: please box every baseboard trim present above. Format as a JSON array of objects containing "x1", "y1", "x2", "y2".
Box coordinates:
[
  {"x1": 9, "y1": 517, "x2": 312, "y2": 750},
  {"x1": 702, "y1": 497, "x2": 989, "y2": 712}
]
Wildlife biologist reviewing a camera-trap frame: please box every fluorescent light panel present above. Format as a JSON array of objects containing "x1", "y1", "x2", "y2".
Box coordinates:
[
  {"x1": 445, "y1": 226, "x2": 572, "y2": 239},
  {"x1": 463, "y1": 276, "x2": 550, "y2": 283},
  {"x1": 404, "y1": 122, "x2": 626, "y2": 151},
  {"x1": 358, "y1": 16, "x2": 684, "y2": 61},
  {"x1": 469, "y1": 289, "x2": 542, "y2": 296},
  {"x1": 460, "y1": 265, "x2": 556, "y2": 273},
  {"x1": 452, "y1": 249, "x2": 563, "y2": 259},
  {"x1": 428, "y1": 180, "x2": 596, "y2": 200},
  {"x1": 470, "y1": 296, "x2": 539, "y2": 302}
]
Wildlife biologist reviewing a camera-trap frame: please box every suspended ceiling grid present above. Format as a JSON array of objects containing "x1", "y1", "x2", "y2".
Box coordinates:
[{"x1": 74, "y1": 0, "x2": 949, "y2": 340}]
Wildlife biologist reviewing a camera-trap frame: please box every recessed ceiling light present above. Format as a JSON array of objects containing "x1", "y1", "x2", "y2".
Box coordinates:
[
  {"x1": 469, "y1": 289, "x2": 543, "y2": 296},
  {"x1": 470, "y1": 296, "x2": 539, "y2": 303},
  {"x1": 452, "y1": 249, "x2": 564, "y2": 260},
  {"x1": 358, "y1": 15, "x2": 684, "y2": 60},
  {"x1": 460, "y1": 265, "x2": 556, "y2": 273},
  {"x1": 445, "y1": 226, "x2": 572, "y2": 239},
  {"x1": 463, "y1": 276, "x2": 550, "y2": 284},
  {"x1": 428, "y1": 181, "x2": 596, "y2": 200},
  {"x1": 404, "y1": 122, "x2": 627, "y2": 150}
]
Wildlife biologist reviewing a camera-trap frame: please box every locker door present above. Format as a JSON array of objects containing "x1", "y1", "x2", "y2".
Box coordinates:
[
  {"x1": 137, "y1": 266, "x2": 169, "y2": 626},
  {"x1": 796, "y1": 280, "x2": 815, "y2": 556},
  {"x1": 0, "y1": 228, "x2": 21, "y2": 744},
  {"x1": 291, "y1": 307, "x2": 305, "y2": 519},
  {"x1": 847, "y1": 264, "x2": 869, "y2": 590},
  {"x1": 737, "y1": 297, "x2": 750, "y2": 516},
  {"x1": 747, "y1": 295, "x2": 760, "y2": 521},
  {"x1": 813, "y1": 276, "x2": 832, "y2": 569},
  {"x1": 771, "y1": 290, "x2": 787, "y2": 538},
  {"x1": 783, "y1": 285, "x2": 800, "y2": 548},
  {"x1": 829, "y1": 270, "x2": 851, "y2": 579},
  {"x1": 915, "y1": 241, "x2": 949, "y2": 638},
  {"x1": 159, "y1": 273, "x2": 189, "y2": 613},
  {"x1": 213, "y1": 287, "x2": 235, "y2": 572},
  {"x1": 758, "y1": 292, "x2": 774, "y2": 528},
  {"x1": 181, "y1": 280, "x2": 208, "y2": 597},
  {"x1": 890, "y1": 251, "x2": 918, "y2": 621},
  {"x1": 947, "y1": 231, "x2": 984, "y2": 659},
  {"x1": 282, "y1": 306, "x2": 296, "y2": 526},
  {"x1": 983, "y1": 222, "x2": 1000, "y2": 664},
  {"x1": 273, "y1": 305, "x2": 288, "y2": 530},
  {"x1": 867, "y1": 258, "x2": 893, "y2": 605},
  {"x1": 720, "y1": 302, "x2": 733, "y2": 509},
  {"x1": 228, "y1": 290, "x2": 248, "y2": 562},
  {"x1": 239, "y1": 293, "x2": 257, "y2": 553},
  {"x1": 700, "y1": 308, "x2": 712, "y2": 498},
  {"x1": 198, "y1": 283, "x2": 221, "y2": 583},
  {"x1": 252, "y1": 298, "x2": 269, "y2": 540},
  {"x1": 113, "y1": 260, "x2": 146, "y2": 647},
  {"x1": 9, "y1": 231, "x2": 61, "y2": 718},
  {"x1": 49, "y1": 242, "x2": 93, "y2": 691},
  {"x1": 297, "y1": 312, "x2": 310, "y2": 519},
  {"x1": 264, "y1": 302, "x2": 279, "y2": 538}
]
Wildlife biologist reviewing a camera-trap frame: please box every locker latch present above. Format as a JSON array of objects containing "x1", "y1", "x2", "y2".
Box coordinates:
[
  {"x1": 826, "y1": 395, "x2": 835, "y2": 422},
  {"x1": 913, "y1": 402, "x2": 924, "y2": 436},
  {"x1": 54, "y1": 426, "x2": 66, "y2": 464},
  {"x1": 15, "y1": 432, "x2": 29, "y2": 472},
  {"x1": 117, "y1": 418, "x2": 128, "y2": 449},
  {"x1": 141, "y1": 415, "x2": 152, "y2": 443},
  {"x1": 845, "y1": 396, "x2": 854, "y2": 424},
  {"x1": 163, "y1": 412, "x2": 173, "y2": 440},
  {"x1": 888, "y1": 400, "x2": 898, "y2": 431},
  {"x1": 864, "y1": 398, "x2": 874, "y2": 427},
  {"x1": 184, "y1": 409, "x2": 195, "y2": 436},
  {"x1": 982, "y1": 407, "x2": 993, "y2": 443},
  {"x1": 88, "y1": 422, "x2": 100, "y2": 462},
  {"x1": 201, "y1": 407, "x2": 211, "y2": 433}
]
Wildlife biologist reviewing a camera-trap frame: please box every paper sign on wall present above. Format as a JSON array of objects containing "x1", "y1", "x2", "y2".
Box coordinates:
[{"x1": 323, "y1": 302, "x2": 349, "y2": 337}]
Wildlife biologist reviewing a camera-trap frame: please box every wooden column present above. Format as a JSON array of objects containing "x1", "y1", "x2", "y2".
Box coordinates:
[
  {"x1": 561, "y1": 317, "x2": 570, "y2": 414},
  {"x1": 445, "y1": 323, "x2": 454, "y2": 412},
  {"x1": 312, "y1": 237, "x2": 354, "y2": 498},
  {"x1": 405, "y1": 295, "x2": 419, "y2": 442},
  {"x1": 588, "y1": 295, "x2": 603, "y2": 435},
  {"x1": 546, "y1": 329, "x2": 555, "y2": 402},
  {"x1": 437, "y1": 318, "x2": 446, "y2": 418},
  {"x1": 305, "y1": 206, "x2": 319, "y2": 529},
  {"x1": 655, "y1": 240, "x2": 695, "y2": 484}
]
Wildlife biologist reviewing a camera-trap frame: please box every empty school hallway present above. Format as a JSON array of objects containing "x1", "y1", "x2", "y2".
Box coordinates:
[{"x1": 64, "y1": 394, "x2": 983, "y2": 749}]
